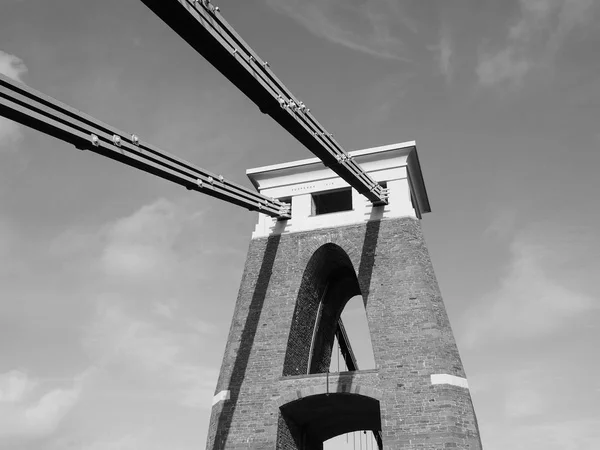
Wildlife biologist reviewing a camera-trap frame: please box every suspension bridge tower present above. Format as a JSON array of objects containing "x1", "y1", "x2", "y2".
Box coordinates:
[{"x1": 206, "y1": 141, "x2": 482, "y2": 449}]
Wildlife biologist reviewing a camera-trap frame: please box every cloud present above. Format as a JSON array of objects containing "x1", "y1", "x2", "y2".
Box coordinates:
[
  {"x1": 0, "y1": 370, "x2": 38, "y2": 403},
  {"x1": 47, "y1": 200, "x2": 220, "y2": 287},
  {"x1": 475, "y1": 363, "x2": 600, "y2": 449},
  {"x1": 82, "y1": 430, "x2": 152, "y2": 450},
  {"x1": 0, "y1": 370, "x2": 84, "y2": 440},
  {"x1": 1, "y1": 198, "x2": 225, "y2": 446},
  {"x1": 97, "y1": 198, "x2": 209, "y2": 289},
  {"x1": 502, "y1": 368, "x2": 547, "y2": 419},
  {"x1": 483, "y1": 208, "x2": 518, "y2": 239},
  {"x1": 83, "y1": 300, "x2": 218, "y2": 409},
  {"x1": 153, "y1": 300, "x2": 176, "y2": 319},
  {"x1": 429, "y1": 28, "x2": 453, "y2": 81},
  {"x1": 462, "y1": 223, "x2": 597, "y2": 347},
  {"x1": 265, "y1": 0, "x2": 413, "y2": 61},
  {"x1": 0, "y1": 50, "x2": 27, "y2": 149},
  {"x1": 438, "y1": 32, "x2": 453, "y2": 80},
  {"x1": 352, "y1": 72, "x2": 412, "y2": 128},
  {"x1": 484, "y1": 417, "x2": 600, "y2": 450},
  {"x1": 0, "y1": 50, "x2": 27, "y2": 82},
  {"x1": 477, "y1": 47, "x2": 531, "y2": 87},
  {"x1": 476, "y1": 0, "x2": 596, "y2": 86},
  {"x1": 101, "y1": 199, "x2": 182, "y2": 280}
]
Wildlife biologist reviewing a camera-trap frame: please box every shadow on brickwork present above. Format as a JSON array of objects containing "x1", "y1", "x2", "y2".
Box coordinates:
[
  {"x1": 357, "y1": 218, "x2": 381, "y2": 305},
  {"x1": 211, "y1": 234, "x2": 281, "y2": 450}
]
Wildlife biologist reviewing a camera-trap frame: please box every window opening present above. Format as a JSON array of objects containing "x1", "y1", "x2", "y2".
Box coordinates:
[{"x1": 311, "y1": 188, "x2": 352, "y2": 215}]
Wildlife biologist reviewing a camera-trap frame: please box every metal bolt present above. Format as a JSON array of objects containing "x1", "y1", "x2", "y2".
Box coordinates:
[
  {"x1": 112, "y1": 135, "x2": 121, "y2": 147},
  {"x1": 90, "y1": 134, "x2": 99, "y2": 146},
  {"x1": 208, "y1": 176, "x2": 214, "y2": 184},
  {"x1": 219, "y1": 175, "x2": 224, "y2": 183},
  {"x1": 131, "y1": 134, "x2": 139, "y2": 146},
  {"x1": 196, "y1": 179, "x2": 203, "y2": 188}
]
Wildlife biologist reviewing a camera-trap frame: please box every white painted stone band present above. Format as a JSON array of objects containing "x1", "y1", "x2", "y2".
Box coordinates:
[
  {"x1": 212, "y1": 390, "x2": 231, "y2": 406},
  {"x1": 430, "y1": 374, "x2": 469, "y2": 389}
]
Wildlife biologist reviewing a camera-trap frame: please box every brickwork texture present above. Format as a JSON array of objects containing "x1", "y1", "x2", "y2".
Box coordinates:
[{"x1": 206, "y1": 216, "x2": 482, "y2": 449}]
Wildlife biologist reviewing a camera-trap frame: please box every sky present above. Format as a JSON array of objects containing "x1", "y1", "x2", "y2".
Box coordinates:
[{"x1": 1, "y1": 0, "x2": 600, "y2": 448}]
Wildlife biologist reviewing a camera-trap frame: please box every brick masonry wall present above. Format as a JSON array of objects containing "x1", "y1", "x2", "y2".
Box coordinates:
[{"x1": 206, "y1": 216, "x2": 482, "y2": 450}]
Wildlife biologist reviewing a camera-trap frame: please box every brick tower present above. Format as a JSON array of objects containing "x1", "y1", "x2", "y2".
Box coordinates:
[{"x1": 206, "y1": 141, "x2": 482, "y2": 449}]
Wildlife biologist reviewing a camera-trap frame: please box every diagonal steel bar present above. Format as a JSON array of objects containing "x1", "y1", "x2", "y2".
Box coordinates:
[
  {"x1": 335, "y1": 318, "x2": 358, "y2": 372},
  {"x1": 139, "y1": 0, "x2": 388, "y2": 205},
  {"x1": 0, "y1": 74, "x2": 290, "y2": 219}
]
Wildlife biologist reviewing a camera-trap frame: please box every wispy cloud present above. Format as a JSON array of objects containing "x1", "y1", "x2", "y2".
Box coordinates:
[
  {"x1": 265, "y1": 0, "x2": 414, "y2": 61},
  {"x1": 0, "y1": 50, "x2": 27, "y2": 149},
  {"x1": 100, "y1": 199, "x2": 184, "y2": 281},
  {"x1": 477, "y1": 47, "x2": 531, "y2": 87},
  {"x1": 484, "y1": 417, "x2": 600, "y2": 450},
  {"x1": 0, "y1": 370, "x2": 38, "y2": 403},
  {"x1": 0, "y1": 197, "x2": 224, "y2": 447},
  {"x1": 483, "y1": 208, "x2": 518, "y2": 239},
  {"x1": 0, "y1": 50, "x2": 26, "y2": 82},
  {"x1": 477, "y1": 0, "x2": 596, "y2": 86},
  {"x1": 461, "y1": 222, "x2": 598, "y2": 347},
  {"x1": 48, "y1": 197, "x2": 209, "y2": 288},
  {"x1": 473, "y1": 363, "x2": 600, "y2": 449},
  {"x1": 502, "y1": 367, "x2": 548, "y2": 419},
  {"x1": 83, "y1": 300, "x2": 218, "y2": 409},
  {"x1": 82, "y1": 431, "x2": 152, "y2": 450},
  {"x1": 438, "y1": 32, "x2": 453, "y2": 81},
  {"x1": 77, "y1": 198, "x2": 219, "y2": 409},
  {"x1": 430, "y1": 28, "x2": 453, "y2": 81},
  {"x1": 0, "y1": 370, "x2": 85, "y2": 440}
]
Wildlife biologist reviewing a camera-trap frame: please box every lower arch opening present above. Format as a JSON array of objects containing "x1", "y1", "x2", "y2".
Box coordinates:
[{"x1": 277, "y1": 393, "x2": 382, "y2": 450}]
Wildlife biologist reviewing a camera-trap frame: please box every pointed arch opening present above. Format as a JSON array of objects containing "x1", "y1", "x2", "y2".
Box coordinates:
[{"x1": 282, "y1": 244, "x2": 375, "y2": 377}]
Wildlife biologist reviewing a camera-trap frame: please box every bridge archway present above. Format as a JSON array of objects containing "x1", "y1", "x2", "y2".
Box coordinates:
[
  {"x1": 282, "y1": 243, "x2": 363, "y2": 377},
  {"x1": 277, "y1": 389, "x2": 382, "y2": 450}
]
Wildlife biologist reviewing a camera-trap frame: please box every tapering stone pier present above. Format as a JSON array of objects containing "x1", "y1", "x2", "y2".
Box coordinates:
[{"x1": 206, "y1": 142, "x2": 482, "y2": 450}]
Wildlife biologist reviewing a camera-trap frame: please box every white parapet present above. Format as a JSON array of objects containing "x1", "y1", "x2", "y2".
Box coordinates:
[{"x1": 246, "y1": 141, "x2": 431, "y2": 238}]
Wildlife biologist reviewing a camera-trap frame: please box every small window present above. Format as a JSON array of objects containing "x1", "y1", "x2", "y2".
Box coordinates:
[{"x1": 311, "y1": 188, "x2": 352, "y2": 215}]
